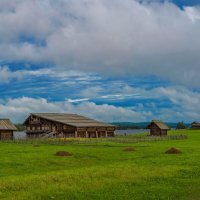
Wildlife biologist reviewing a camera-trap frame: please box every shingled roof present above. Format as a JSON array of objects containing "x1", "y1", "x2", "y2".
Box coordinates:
[
  {"x1": 0, "y1": 119, "x2": 17, "y2": 131},
  {"x1": 147, "y1": 120, "x2": 170, "y2": 130},
  {"x1": 24, "y1": 113, "x2": 114, "y2": 128},
  {"x1": 191, "y1": 122, "x2": 200, "y2": 128}
]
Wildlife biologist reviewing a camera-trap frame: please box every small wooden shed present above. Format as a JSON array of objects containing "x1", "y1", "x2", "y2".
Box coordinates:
[
  {"x1": 191, "y1": 122, "x2": 200, "y2": 129},
  {"x1": 0, "y1": 119, "x2": 17, "y2": 140},
  {"x1": 147, "y1": 120, "x2": 170, "y2": 136}
]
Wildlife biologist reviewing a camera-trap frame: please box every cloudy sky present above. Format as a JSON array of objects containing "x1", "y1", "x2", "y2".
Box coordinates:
[{"x1": 0, "y1": 0, "x2": 200, "y2": 123}]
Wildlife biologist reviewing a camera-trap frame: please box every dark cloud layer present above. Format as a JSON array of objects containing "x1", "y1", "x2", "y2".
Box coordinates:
[
  {"x1": 0, "y1": 0, "x2": 200, "y2": 122},
  {"x1": 0, "y1": 0, "x2": 200, "y2": 87}
]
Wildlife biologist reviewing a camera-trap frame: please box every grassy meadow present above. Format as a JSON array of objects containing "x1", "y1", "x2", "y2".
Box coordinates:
[{"x1": 0, "y1": 130, "x2": 200, "y2": 199}]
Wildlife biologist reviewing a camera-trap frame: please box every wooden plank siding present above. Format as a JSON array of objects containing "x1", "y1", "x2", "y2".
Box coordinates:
[
  {"x1": 147, "y1": 120, "x2": 170, "y2": 136},
  {"x1": 0, "y1": 119, "x2": 17, "y2": 140},
  {"x1": 0, "y1": 130, "x2": 14, "y2": 140}
]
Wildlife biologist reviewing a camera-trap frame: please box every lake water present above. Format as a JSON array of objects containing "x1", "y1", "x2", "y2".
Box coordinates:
[
  {"x1": 14, "y1": 132, "x2": 26, "y2": 139},
  {"x1": 14, "y1": 129, "x2": 149, "y2": 139}
]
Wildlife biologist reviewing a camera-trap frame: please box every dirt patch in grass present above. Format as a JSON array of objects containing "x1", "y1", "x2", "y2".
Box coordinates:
[
  {"x1": 123, "y1": 147, "x2": 135, "y2": 152},
  {"x1": 165, "y1": 147, "x2": 182, "y2": 154},
  {"x1": 55, "y1": 151, "x2": 73, "y2": 157}
]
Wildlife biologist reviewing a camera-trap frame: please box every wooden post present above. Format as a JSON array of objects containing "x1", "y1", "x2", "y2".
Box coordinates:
[
  {"x1": 96, "y1": 131, "x2": 98, "y2": 138},
  {"x1": 105, "y1": 130, "x2": 108, "y2": 138},
  {"x1": 75, "y1": 131, "x2": 77, "y2": 138},
  {"x1": 86, "y1": 131, "x2": 88, "y2": 138}
]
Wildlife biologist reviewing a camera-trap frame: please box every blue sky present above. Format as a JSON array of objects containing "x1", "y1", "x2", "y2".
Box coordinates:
[
  {"x1": 0, "y1": 0, "x2": 200, "y2": 123},
  {"x1": 171, "y1": 0, "x2": 200, "y2": 7},
  {"x1": 138, "y1": 0, "x2": 200, "y2": 7}
]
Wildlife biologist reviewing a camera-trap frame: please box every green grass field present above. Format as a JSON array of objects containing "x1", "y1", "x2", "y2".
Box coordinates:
[{"x1": 0, "y1": 130, "x2": 200, "y2": 200}]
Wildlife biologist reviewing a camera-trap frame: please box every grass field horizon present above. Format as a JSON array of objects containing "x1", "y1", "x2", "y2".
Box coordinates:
[{"x1": 0, "y1": 130, "x2": 200, "y2": 200}]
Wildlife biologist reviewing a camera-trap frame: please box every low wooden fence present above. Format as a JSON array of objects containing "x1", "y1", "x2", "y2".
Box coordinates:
[{"x1": 1, "y1": 134, "x2": 188, "y2": 146}]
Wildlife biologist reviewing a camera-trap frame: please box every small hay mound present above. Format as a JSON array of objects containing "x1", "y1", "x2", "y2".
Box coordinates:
[
  {"x1": 55, "y1": 151, "x2": 72, "y2": 157},
  {"x1": 33, "y1": 144, "x2": 40, "y2": 147},
  {"x1": 165, "y1": 147, "x2": 182, "y2": 154},
  {"x1": 123, "y1": 147, "x2": 135, "y2": 152}
]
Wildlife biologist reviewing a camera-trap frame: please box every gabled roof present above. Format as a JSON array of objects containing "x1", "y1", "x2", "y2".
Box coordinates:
[
  {"x1": 191, "y1": 122, "x2": 200, "y2": 126},
  {"x1": 192, "y1": 121, "x2": 200, "y2": 124},
  {"x1": 0, "y1": 119, "x2": 17, "y2": 131},
  {"x1": 24, "y1": 113, "x2": 115, "y2": 128},
  {"x1": 147, "y1": 120, "x2": 170, "y2": 130}
]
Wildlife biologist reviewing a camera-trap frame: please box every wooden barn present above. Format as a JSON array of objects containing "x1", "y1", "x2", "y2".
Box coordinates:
[
  {"x1": 147, "y1": 120, "x2": 170, "y2": 136},
  {"x1": 0, "y1": 119, "x2": 17, "y2": 140},
  {"x1": 191, "y1": 122, "x2": 200, "y2": 129},
  {"x1": 24, "y1": 113, "x2": 115, "y2": 138}
]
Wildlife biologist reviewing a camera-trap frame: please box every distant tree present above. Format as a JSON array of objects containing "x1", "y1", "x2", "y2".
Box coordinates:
[
  {"x1": 176, "y1": 122, "x2": 186, "y2": 129},
  {"x1": 15, "y1": 124, "x2": 26, "y2": 131}
]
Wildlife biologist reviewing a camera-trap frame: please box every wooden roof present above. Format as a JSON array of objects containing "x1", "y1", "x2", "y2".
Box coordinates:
[
  {"x1": 147, "y1": 120, "x2": 170, "y2": 130},
  {"x1": 191, "y1": 122, "x2": 200, "y2": 127},
  {"x1": 25, "y1": 113, "x2": 115, "y2": 128},
  {"x1": 191, "y1": 121, "x2": 200, "y2": 124},
  {"x1": 0, "y1": 119, "x2": 17, "y2": 131}
]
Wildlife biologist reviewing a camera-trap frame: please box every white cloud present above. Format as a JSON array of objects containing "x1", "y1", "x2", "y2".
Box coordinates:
[
  {"x1": 0, "y1": 97, "x2": 149, "y2": 123},
  {"x1": 66, "y1": 98, "x2": 89, "y2": 103},
  {"x1": 0, "y1": 65, "x2": 99, "y2": 83},
  {"x1": 185, "y1": 6, "x2": 200, "y2": 22},
  {"x1": 1, "y1": 85, "x2": 200, "y2": 123},
  {"x1": 0, "y1": 66, "x2": 23, "y2": 82},
  {"x1": 80, "y1": 86, "x2": 103, "y2": 98},
  {"x1": 0, "y1": 0, "x2": 200, "y2": 86},
  {"x1": 74, "y1": 84, "x2": 200, "y2": 122},
  {"x1": 154, "y1": 86, "x2": 200, "y2": 113}
]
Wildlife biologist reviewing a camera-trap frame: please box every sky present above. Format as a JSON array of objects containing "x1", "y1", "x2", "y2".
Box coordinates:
[{"x1": 0, "y1": 0, "x2": 200, "y2": 123}]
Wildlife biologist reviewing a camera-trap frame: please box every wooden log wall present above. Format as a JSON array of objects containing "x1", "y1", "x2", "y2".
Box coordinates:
[
  {"x1": 150, "y1": 124, "x2": 161, "y2": 136},
  {"x1": 0, "y1": 131, "x2": 13, "y2": 140},
  {"x1": 25, "y1": 115, "x2": 115, "y2": 138}
]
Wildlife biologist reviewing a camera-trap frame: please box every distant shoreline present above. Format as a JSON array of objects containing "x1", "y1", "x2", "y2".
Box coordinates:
[{"x1": 112, "y1": 122, "x2": 191, "y2": 130}]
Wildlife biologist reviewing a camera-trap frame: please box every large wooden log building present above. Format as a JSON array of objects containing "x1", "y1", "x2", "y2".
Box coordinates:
[
  {"x1": 147, "y1": 120, "x2": 170, "y2": 136},
  {"x1": 24, "y1": 113, "x2": 115, "y2": 138},
  {"x1": 0, "y1": 119, "x2": 17, "y2": 140}
]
